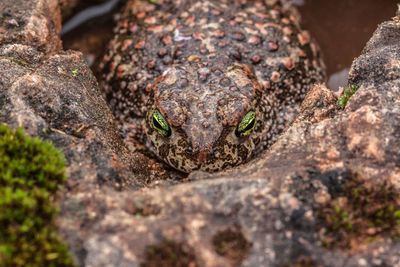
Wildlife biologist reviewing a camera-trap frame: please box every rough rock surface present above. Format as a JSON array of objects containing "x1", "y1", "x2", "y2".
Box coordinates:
[
  {"x1": 0, "y1": 1, "x2": 177, "y2": 192},
  {"x1": 1, "y1": 0, "x2": 400, "y2": 267},
  {"x1": 0, "y1": 0, "x2": 62, "y2": 53}
]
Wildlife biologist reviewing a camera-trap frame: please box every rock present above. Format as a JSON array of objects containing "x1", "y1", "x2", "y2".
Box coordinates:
[
  {"x1": 0, "y1": 0, "x2": 62, "y2": 53},
  {"x1": 62, "y1": 13, "x2": 400, "y2": 267},
  {"x1": 59, "y1": 10, "x2": 399, "y2": 267},
  {"x1": 0, "y1": 3, "x2": 177, "y2": 264},
  {"x1": 1, "y1": 0, "x2": 178, "y2": 180},
  {"x1": 0, "y1": 0, "x2": 400, "y2": 266}
]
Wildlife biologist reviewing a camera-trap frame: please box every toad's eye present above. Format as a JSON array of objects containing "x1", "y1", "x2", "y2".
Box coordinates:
[
  {"x1": 235, "y1": 111, "x2": 256, "y2": 137},
  {"x1": 150, "y1": 110, "x2": 171, "y2": 137}
]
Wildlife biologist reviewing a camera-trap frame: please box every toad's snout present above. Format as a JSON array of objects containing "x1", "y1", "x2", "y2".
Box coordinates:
[
  {"x1": 184, "y1": 122, "x2": 222, "y2": 164},
  {"x1": 186, "y1": 143, "x2": 214, "y2": 163},
  {"x1": 197, "y1": 148, "x2": 212, "y2": 163}
]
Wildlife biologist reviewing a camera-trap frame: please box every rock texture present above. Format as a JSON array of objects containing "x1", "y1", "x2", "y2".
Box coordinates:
[
  {"x1": 1, "y1": 0, "x2": 400, "y2": 267},
  {"x1": 0, "y1": 0, "x2": 176, "y2": 203},
  {"x1": 0, "y1": 0, "x2": 62, "y2": 53}
]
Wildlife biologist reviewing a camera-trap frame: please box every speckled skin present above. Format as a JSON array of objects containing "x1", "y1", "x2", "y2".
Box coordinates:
[{"x1": 100, "y1": 0, "x2": 325, "y2": 173}]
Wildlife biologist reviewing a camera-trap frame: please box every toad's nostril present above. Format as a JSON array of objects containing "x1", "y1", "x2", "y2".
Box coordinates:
[{"x1": 197, "y1": 150, "x2": 209, "y2": 163}]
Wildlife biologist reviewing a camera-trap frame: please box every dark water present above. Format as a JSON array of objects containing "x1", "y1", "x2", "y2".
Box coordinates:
[{"x1": 62, "y1": 0, "x2": 399, "y2": 89}]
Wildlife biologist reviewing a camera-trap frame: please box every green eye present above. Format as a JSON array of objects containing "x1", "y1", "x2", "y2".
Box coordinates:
[
  {"x1": 150, "y1": 110, "x2": 171, "y2": 137},
  {"x1": 236, "y1": 111, "x2": 256, "y2": 137}
]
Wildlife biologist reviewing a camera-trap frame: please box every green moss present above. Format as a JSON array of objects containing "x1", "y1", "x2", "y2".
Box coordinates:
[
  {"x1": 0, "y1": 124, "x2": 74, "y2": 267},
  {"x1": 337, "y1": 84, "x2": 359, "y2": 109},
  {"x1": 318, "y1": 175, "x2": 400, "y2": 250}
]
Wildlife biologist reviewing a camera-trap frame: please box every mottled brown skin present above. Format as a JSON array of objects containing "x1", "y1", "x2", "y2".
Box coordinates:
[{"x1": 100, "y1": 0, "x2": 325, "y2": 173}]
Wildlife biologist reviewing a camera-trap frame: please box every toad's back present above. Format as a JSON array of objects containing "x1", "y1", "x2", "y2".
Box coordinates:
[{"x1": 101, "y1": 0, "x2": 325, "y2": 172}]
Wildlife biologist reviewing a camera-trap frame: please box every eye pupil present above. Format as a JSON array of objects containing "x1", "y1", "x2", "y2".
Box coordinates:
[
  {"x1": 242, "y1": 118, "x2": 255, "y2": 132},
  {"x1": 153, "y1": 117, "x2": 163, "y2": 129}
]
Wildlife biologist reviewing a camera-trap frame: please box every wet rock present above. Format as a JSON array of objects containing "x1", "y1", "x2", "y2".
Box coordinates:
[{"x1": 1, "y1": 0, "x2": 400, "y2": 267}]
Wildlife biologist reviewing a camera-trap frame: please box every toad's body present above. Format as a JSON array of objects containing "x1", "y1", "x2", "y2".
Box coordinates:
[{"x1": 101, "y1": 0, "x2": 325, "y2": 172}]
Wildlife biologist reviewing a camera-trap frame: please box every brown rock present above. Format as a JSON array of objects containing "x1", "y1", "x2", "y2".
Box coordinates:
[{"x1": 0, "y1": 0, "x2": 62, "y2": 53}]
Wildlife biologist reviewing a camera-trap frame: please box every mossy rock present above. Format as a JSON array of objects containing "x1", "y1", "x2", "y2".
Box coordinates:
[
  {"x1": 318, "y1": 174, "x2": 400, "y2": 250},
  {"x1": 0, "y1": 124, "x2": 74, "y2": 267},
  {"x1": 337, "y1": 84, "x2": 359, "y2": 109}
]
